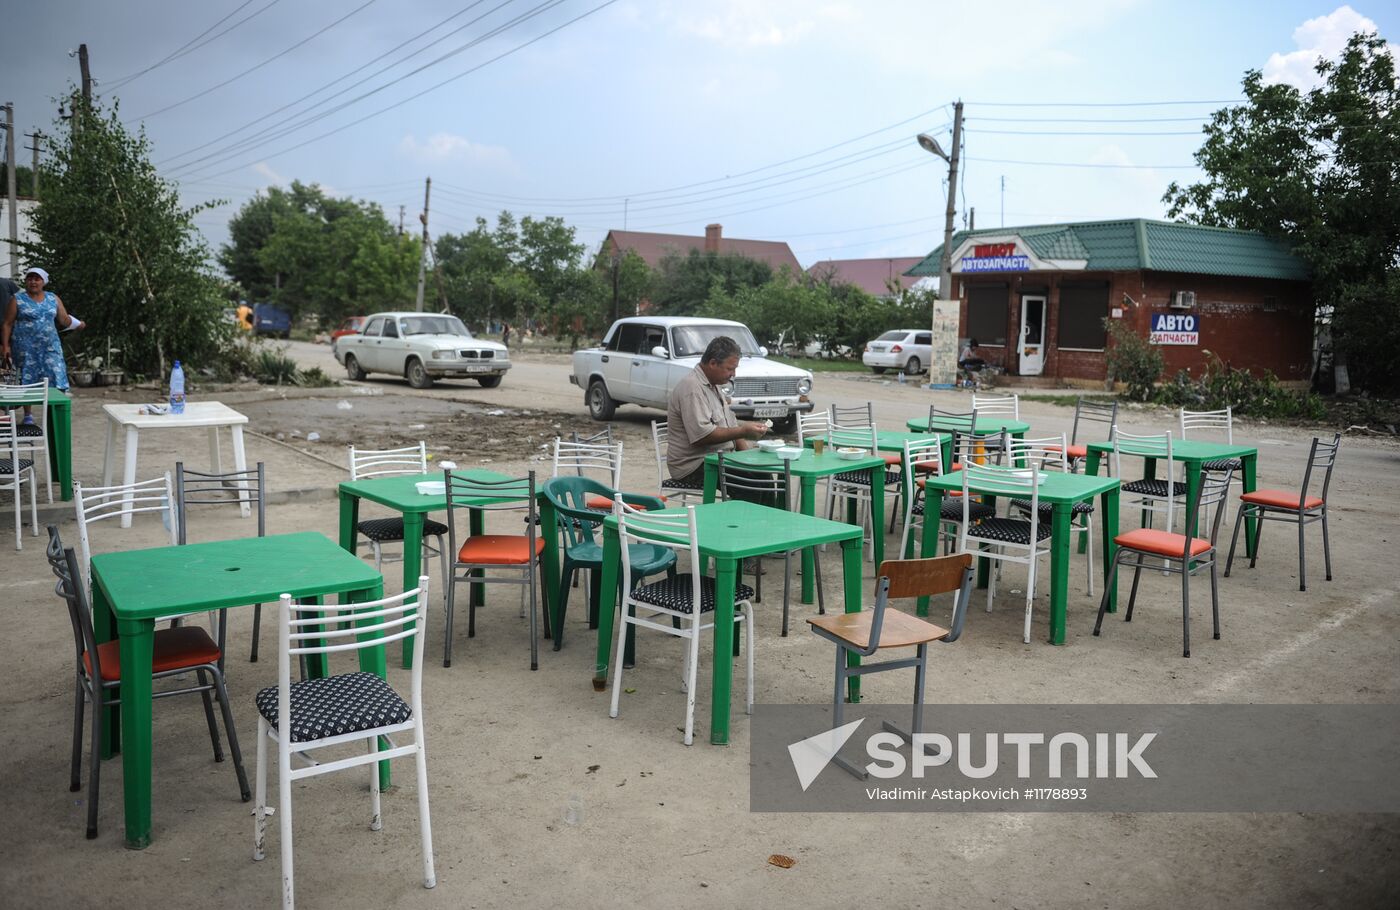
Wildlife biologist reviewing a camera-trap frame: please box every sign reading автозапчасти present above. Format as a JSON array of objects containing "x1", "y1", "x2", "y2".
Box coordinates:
[
  {"x1": 1149, "y1": 313, "x2": 1199, "y2": 345},
  {"x1": 960, "y1": 242, "x2": 1029, "y2": 272}
]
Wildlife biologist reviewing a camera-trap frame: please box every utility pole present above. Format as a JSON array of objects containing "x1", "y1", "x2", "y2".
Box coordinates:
[
  {"x1": 79, "y1": 44, "x2": 92, "y2": 103},
  {"x1": 936, "y1": 100, "x2": 963, "y2": 301},
  {"x1": 25, "y1": 131, "x2": 41, "y2": 197},
  {"x1": 969, "y1": 207, "x2": 975, "y2": 231},
  {"x1": 1000, "y1": 175, "x2": 1005, "y2": 227},
  {"x1": 414, "y1": 177, "x2": 431, "y2": 312},
  {"x1": 3, "y1": 103, "x2": 17, "y2": 278},
  {"x1": 398, "y1": 204, "x2": 405, "y2": 236}
]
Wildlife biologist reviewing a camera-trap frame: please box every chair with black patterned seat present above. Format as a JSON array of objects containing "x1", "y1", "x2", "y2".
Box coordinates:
[{"x1": 347, "y1": 442, "x2": 449, "y2": 601}]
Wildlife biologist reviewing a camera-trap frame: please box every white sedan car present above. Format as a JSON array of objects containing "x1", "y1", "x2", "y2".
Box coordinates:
[
  {"x1": 333, "y1": 312, "x2": 510, "y2": 388},
  {"x1": 862, "y1": 328, "x2": 932, "y2": 375}
]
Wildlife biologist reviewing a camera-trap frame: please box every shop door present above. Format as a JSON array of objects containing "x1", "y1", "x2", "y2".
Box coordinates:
[{"x1": 1018, "y1": 295, "x2": 1046, "y2": 376}]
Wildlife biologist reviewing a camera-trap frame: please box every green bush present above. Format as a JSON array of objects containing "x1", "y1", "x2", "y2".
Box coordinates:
[
  {"x1": 1103, "y1": 319, "x2": 1164, "y2": 401},
  {"x1": 1153, "y1": 353, "x2": 1326, "y2": 420},
  {"x1": 253, "y1": 350, "x2": 301, "y2": 385}
]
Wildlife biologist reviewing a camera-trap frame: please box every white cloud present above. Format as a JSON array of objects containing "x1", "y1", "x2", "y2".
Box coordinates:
[
  {"x1": 1261, "y1": 6, "x2": 1392, "y2": 90},
  {"x1": 671, "y1": 0, "x2": 816, "y2": 47},
  {"x1": 397, "y1": 133, "x2": 518, "y2": 173},
  {"x1": 251, "y1": 162, "x2": 288, "y2": 187}
]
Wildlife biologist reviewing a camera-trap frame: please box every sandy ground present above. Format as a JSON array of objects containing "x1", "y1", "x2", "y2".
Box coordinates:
[{"x1": 2, "y1": 351, "x2": 1399, "y2": 909}]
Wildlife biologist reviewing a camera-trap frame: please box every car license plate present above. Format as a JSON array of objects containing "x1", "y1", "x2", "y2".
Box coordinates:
[
  {"x1": 464, "y1": 364, "x2": 492, "y2": 372},
  {"x1": 752, "y1": 406, "x2": 788, "y2": 418}
]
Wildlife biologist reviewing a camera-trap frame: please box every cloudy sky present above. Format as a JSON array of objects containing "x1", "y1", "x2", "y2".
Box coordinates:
[{"x1": 6, "y1": 1, "x2": 1395, "y2": 269}]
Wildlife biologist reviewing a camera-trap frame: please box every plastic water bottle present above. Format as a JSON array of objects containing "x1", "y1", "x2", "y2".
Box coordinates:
[
  {"x1": 169, "y1": 361, "x2": 186, "y2": 415},
  {"x1": 563, "y1": 794, "x2": 584, "y2": 826}
]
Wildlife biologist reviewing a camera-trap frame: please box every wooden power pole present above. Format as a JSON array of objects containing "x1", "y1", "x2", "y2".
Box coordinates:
[
  {"x1": 25, "y1": 131, "x2": 41, "y2": 198},
  {"x1": 414, "y1": 177, "x2": 431, "y2": 312},
  {"x1": 3, "y1": 103, "x2": 17, "y2": 278},
  {"x1": 79, "y1": 44, "x2": 92, "y2": 103}
]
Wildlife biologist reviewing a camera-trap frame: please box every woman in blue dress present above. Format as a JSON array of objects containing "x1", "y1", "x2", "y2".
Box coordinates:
[{"x1": 1, "y1": 267, "x2": 83, "y2": 424}]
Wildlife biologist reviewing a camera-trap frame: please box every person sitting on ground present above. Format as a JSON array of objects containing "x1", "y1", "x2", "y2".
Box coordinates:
[
  {"x1": 665, "y1": 335, "x2": 769, "y2": 489},
  {"x1": 958, "y1": 337, "x2": 985, "y2": 386}
]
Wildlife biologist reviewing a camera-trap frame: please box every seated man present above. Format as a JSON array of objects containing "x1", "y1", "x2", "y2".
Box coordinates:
[
  {"x1": 666, "y1": 335, "x2": 769, "y2": 489},
  {"x1": 958, "y1": 337, "x2": 985, "y2": 386}
]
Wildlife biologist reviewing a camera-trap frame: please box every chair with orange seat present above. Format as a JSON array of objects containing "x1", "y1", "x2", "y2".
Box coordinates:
[
  {"x1": 1224, "y1": 433, "x2": 1339, "y2": 592},
  {"x1": 442, "y1": 470, "x2": 544, "y2": 670},
  {"x1": 1056, "y1": 397, "x2": 1118, "y2": 472},
  {"x1": 807, "y1": 554, "x2": 973, "y2": 779},
  {"x1": 1093, "y1": 462, "x2": 1236, "y2": 657},
  {"x1": 45, "y1": 525, "x2": 249, "y2": 839}
]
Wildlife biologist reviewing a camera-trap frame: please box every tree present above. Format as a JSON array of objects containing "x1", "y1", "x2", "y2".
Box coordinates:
[
  {"x1": 1163, "y1": 31, "x2": 1400, "y2": 392},
  {"x1": 24, "y1": 100, "x2": 226, "y2": 377},
  {"x1": 220, "y1": 182, "x2": 418, "y2": 324},
  {"x1": 650, "y1": 249, "x2": 773, "y2": 315}
]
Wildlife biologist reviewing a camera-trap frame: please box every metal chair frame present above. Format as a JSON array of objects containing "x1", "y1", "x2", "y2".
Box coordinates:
[
  {"x1": 1224, "y1": 433, "x2": 1339, "y2": 592},
  {"x1": 650, "y1": 419, "x2": 705, "y2": 505},
  {"x1": 1008, "y1": 434, "x2": 1097, "y2": 596},
  {"x1": 972, "y1": 393, "x2": 1020, "y2": 420},
  {"x1": 1064, "y1": 397, "x2": 1119, "y2": 471},
  {"x1": 958, "y1": 462, "x2": 1050, "y2": 643},
  {"x1": 347, "y1": 443, "x2": 449, "y2": 600},
  {"x1": 1, "y1": 412, "x2": 38, "y2": 549},
  {"x1": 2, "y1": 377, "x2": 53, "y2": 501}
]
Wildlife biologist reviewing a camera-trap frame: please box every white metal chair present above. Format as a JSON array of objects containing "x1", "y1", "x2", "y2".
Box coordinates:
[
  {"x1": 252, "y1": 577, "x2": 436, "y2": 910},
  {"x1": 3, "y1": 378, "x2": 53, "y2": 501},
  {"x1": 958, "y1": 462, "x2": 1051, "y2": 643},
  {"x1": 609, "y1": 501, "x2": 754, "y2": 746},
  {"x1": 972, "y1": 393, "x2": 1020, "y2": 420},
  {"x1": 650, "y1": 419, "x2": 705, "y2": 505},
  {"x1": 826, "y1": 422, "x2": 884, "y2": 561},
  {"x1": 899, "y1": 436, "x2": 994, "y2": 560},
  {"x1": 1, "y1": 412, "x2": 39, "y2": 549},
  {"x1": 1110, "y1": 430, "x2": 1185, "y2": 533},
  {"x1": 797, "y1": 410, "x2": 830, "y2": 444},
  {"x1": 347, "y1": 443, "x2": 449, "y2": 599},
  {"x1": 553, "y1": 436, "x2": 624, "y2": 513},
  {"x1": 442, "y1": 470, "x2": 543, "y2": 670},
  {"x1": 1180, "y1": 406, "x2": 1240, "y2": 523},
  {"x1": 1008, "y1": 434, "x2": 1098, "y2": 596}
]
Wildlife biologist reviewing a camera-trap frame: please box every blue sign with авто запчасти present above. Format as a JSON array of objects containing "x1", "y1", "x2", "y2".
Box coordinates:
[
  {"x1": 1149, "y1": 313, "x2": 1199, "y2": 345},
  {"x1": 959, "y1": 241, "x2": 1030, "y2": 272}
]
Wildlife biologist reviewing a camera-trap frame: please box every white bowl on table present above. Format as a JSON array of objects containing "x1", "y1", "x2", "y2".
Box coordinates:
[
  {"x1": 775, "y1": 446, "x2": 804, "y2": 461},
  {"x1": 756, "y1": 439, "x2": 786, "y2": 451},
  {"x1": 415, "y1": 480, "x2": 446, "y2": 496},
  {"x1": 835, "y1": 447, "x2": 866, "y2": 461}
]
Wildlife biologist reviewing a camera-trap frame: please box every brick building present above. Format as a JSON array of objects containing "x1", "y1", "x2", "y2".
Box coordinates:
[{"x1": 906, "y1": 219, "x2": 1314, "y2": 386}]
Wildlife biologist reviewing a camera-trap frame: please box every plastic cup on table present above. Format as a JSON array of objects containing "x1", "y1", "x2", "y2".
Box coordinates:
[{"x1": 813, "y1": 438, "x2": 826, "y2": 456}]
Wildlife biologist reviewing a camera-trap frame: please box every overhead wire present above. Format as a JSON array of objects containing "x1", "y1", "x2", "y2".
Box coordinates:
[
  {"x1": 104, "y1": 0, "x2": 281, "y2": 90},
  {"x1": 129, "y1": 0, "x2": 382, "y2": 122}
]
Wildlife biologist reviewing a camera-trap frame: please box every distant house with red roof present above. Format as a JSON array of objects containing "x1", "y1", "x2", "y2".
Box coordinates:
[
  {"x1": 599, "y1": 223, "x2": 802, "y2": 275},
  {"x1": 806, "y1": 256, "x2": 933, "y2": 299}
]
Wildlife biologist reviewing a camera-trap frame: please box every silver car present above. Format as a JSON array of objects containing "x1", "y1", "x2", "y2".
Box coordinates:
[{"x1": 333, "y1": 312, "x2": 510, "y2": 389}]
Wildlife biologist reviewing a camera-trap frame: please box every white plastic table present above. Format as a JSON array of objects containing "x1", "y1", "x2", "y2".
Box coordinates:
[{"x1": 101, "y1": 402, "x2": 251, "y2": 527}]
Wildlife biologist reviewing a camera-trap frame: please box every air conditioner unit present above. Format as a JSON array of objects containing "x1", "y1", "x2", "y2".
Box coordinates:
[{"x1": 1169, "y1": 290, "x2": 1196, "y2": 309}]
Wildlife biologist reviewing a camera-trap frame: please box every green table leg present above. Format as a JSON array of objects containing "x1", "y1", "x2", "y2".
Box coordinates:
[
  {"x1": 401, "y1": 512, "x2": 424, "y2": 669},
  {"x1": 1048, "y1": 504, "x2": 1072, "y2": 644},
  {"x1": 116, "y1": 616, "x2": 155, "y2": 849},
  {"x1": 915, "y1": 488, "x2": 943, "y2": 615},
  {"x1": 537, "y1": 494, "x2": 561, "y2": 642},
  {"x1": 702, "y1": 461, "x2": 718, "y2": 503},
  {"x1": 593, "y1": 525, "x2": 621, "y2": 691},
  {"x1": 1141, "y1": 457, "x2": 1157, "y2": 529},
  {"x1": 870, "y1": 464, "x2": 885, "y2": 570},
  {"x1": 299, "y1": 595, "x2": 329, "y2": 679},
  {"x1": 337, "y1": 490, "x2": 360, "y2": 553},
  {"x1": 48, "y1": 393, "x2": 73, "y2": 500},
  {"x1": 799, "y1": 477, "x2": 818, "y2": 604},
  {"x1": 1242, "y1": 453, "x2": 1259, "y2": 558},
  {"x1": 710, "y1": 558, "x2": 738, "y2": 745},
  {"x1": 940, "y1": 434, "x2": 953, "y2": 478},
  {"x1": 1079, "y1": 451, "x2": 1104, "y2": 554},
  {"x1": 841, "y1": 537, "x2": 863, "y2": 703},
  {"x1": 1101, "y1": 486, "x2": 1120, "y2": 614},
  {"x1": 1184, "y1": 460, "x2": 1204, "y2": 537},
  {"x1": 975, "y1": 495, "x2": 997, "y2": 588}
]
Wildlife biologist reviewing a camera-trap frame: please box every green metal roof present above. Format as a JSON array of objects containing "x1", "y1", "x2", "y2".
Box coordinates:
[{"x1": 906, "y1": 219, "x2": 1310, "y2": 281}]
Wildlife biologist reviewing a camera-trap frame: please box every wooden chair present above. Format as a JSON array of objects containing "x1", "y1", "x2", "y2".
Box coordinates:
[
  {"x1": 252, "y1": 578, "x2": 435, "y2": 910},
  {"x1": 807, "y1": 554, "x2": 973, "y2": 779},
  {"x1": 1225, "y1": 433, "x2": 1339, "y2": 592},
  {"x1": 609, "y1": 501, "x2": 753, "y2": 746},
  {"x1": 47, "y1": 526, "x2": 248, "y2": 840},
  {"x1": 1095, "y1": 463, "x2": 1236, "y2": 656}
]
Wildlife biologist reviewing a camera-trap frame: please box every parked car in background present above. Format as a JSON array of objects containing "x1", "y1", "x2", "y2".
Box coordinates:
[
  {"x1": 571, "y1": 316, "x2": 814, "y2": 432},
  {"x1": 330, "y1": 316, "x2": 367, "y2": 355},
  {"x1": 253, "y1": 303, "x2": 292, "y2": 339},
  {"x1": 863, "y1": 328, "x2": 932, "y2": 375},
  {"x1": 333, "y1": 311, "x2": 510, "y2": 388}
]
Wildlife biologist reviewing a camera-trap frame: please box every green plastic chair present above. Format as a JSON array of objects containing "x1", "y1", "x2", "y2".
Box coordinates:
[{"x1": 540, "y1": 476, "x2": 676, "y2": 652}]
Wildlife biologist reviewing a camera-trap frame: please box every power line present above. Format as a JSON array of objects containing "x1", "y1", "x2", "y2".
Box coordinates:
[
  {"x1": 971, "y1": 115, "x2": 1211, "y2": 123},
  {"x1": 966, "y1": 128, "x2": 1203, "y2": 136},
  {"x1": 129, "y1": 0, "x2": 381, "y2": 122},
  {"x1": 966, "y1": 155, "x2": 1198, "y2": 170},
  {"x1": 169, "y1": 0, "x2": 570, "y2": 178},
  {"x1": 174, "y1": 0, "x2": 623, "y2": 182},
  {"x1": 104, "y1": 0, "x2": 280, "y2": 89},
  {"x1": 158, "y1": 0, "x2": 501, "y2": 168},
  {"x1": 966, "y1": 99, "x2": 1242, "y2": 107}
]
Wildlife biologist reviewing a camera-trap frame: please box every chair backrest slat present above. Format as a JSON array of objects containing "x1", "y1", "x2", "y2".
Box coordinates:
[
  {"x1": 1007, "y1": 434, "x2": 1070, "y2": 473},
  {"x1": 1071, "y1": 397, "x2": 1118, "y2": 445},
  {"x1": 175, "y1": 461, "x2": 267, "y2": 545},
  {"x1": 46, "y1": 526, "x2": 102, "y2": 682},
  {"x1": 552, "y1": 438, "x2": 623, "y2": 487},
  {"x1": 1111, "y1": 429, "x2": 1176, "y2": 531},
  {"x1": 797, "y1": 411, "x2": 830, "y2": 442},
  {"x1": 1179, "y1": 407, "x2": 1233, "y2": 444},
  {"x1": 73, "y1": 473, "x2": 177, "y2": 590},
  {"x1": 866, "y1": 553, "x2": 976, "y2": 650},
  {"x1": 829, "y1": 403, "x2": 874, "y2": 428},
  {"x1": 1301, "y1": 433, "x2": 1342, "y2": 504},
  {"x1": 348, "y1": 442, "x2": 428, "y2": 479},
  {"x1": 717, "y1": 453, "x2": 789, "y2": 505},
  {"x1": 972, "y1": 393, "x2": 1019, "y2": 420},
  {"x1": 829, "y1": 423, "x2": 876, "y2": 452},
  {"x1": 616, "y1": 501, "x2": 699, "y2": 605}
]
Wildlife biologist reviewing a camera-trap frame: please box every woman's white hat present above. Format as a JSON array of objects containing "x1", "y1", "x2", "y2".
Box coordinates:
[{"x1": 24, "y1": 267, "x2": 49, "y2": 282}]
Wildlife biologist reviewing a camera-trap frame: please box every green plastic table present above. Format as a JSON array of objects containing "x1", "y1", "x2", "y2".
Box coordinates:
[
  {"x1": 917, "y1": 470, "x2": 1120, "y2": 644},
  {"x1": 337, "y1": 469, "x2": 524, "y2": 668},
  {"x1": 0, "y1": 386, "x2": 71, "y2": 499},
  {"x1": 1082, "y1": 439, "x2": 1259, "y2": 553},
  {"x1": 802, "y1": 429, "x2": 952, "y2": 468},
  {"x1": 89, "y1": 531, "x2": 384, "y2": 849},
  {"x1": 592, "y1": 500, "x2": 864, "y2": 744},
  {"x1": 702, "y1": 447, "x2": 886, "y2": 604},
  {"x1": 906, "y1": 414, "x2": 1031, "y2": 438}
]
